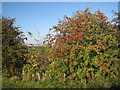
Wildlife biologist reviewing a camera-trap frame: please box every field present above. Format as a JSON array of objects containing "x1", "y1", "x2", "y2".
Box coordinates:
[
  {"x1": 2, "y1": 77, "x2": 120, "y2": 88},
  {"x1": 2, "y1": 77, "x2": 74, "y2": 88}
]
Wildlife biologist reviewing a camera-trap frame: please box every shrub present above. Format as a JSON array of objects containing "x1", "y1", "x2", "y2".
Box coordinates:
[
  {"x1": 2, "y1": 17, "x2": 28, "y2": 77},
  {"x1": 22, "y1": 46, "x2": 49, "y2": 82},
  {"x1": 45, "y1": 8, "x2": 119, "y2": 88}
]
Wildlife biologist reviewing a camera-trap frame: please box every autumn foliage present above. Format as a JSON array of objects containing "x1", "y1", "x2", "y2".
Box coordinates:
[{"x1": 45, "y1": 8, "x2": 119, "y2": 87}]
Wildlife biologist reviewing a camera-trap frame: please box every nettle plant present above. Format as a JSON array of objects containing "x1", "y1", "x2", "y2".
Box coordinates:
[{"x1": 45, "y1": 8, "x2": 119, "y2": 87}]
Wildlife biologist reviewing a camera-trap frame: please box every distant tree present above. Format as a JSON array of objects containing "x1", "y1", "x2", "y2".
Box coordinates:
[{"x1": 2, "y1": 17, "x2": 28, "y2": 77}]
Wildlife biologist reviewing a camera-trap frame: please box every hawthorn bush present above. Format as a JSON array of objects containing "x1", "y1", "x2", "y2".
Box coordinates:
[{"x1": 45, "y1": 8, "x2": 119, "y2": 88}]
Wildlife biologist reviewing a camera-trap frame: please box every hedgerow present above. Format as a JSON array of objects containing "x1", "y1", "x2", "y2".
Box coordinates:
[{"x1": 45, "y1": 8, "x2": 119, "y2": 88}]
